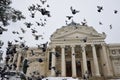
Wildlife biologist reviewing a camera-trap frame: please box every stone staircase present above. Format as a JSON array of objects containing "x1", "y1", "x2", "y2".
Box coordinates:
[
  {"x1": 79, "y1": 77, "x2": 105, "y2": 80},
  {"x1": 79, "y1": 77, "x2": 120, "y2": 80}
]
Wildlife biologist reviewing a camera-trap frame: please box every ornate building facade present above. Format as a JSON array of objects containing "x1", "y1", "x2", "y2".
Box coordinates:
[{"x1": 15, "y1": 22, "x2": 120, "y2": 79}]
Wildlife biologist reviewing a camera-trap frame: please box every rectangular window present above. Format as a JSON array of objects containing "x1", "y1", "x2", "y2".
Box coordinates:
[{"x1": 112, "y1": 50, "x2": 116, "y2": 55}]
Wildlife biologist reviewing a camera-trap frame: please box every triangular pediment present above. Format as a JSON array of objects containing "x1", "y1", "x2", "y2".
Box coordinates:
[
  {"x1": 51, "y1": 30, "x2": 103, "y2": 40},
  {"x1": 50, "y1": 25, "x2": 106, "y2": 41},
  {"x1": 55, "y1": 31, "x2": 89, "y2": 39}
]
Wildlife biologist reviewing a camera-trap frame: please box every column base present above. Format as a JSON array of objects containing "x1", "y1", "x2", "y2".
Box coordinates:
[
  {"x1": 95, "y1": 74, "x2": 101, "y2": 77},
  {"x1": 72, "y1": 75, "x2": 77, "y2": 78}
]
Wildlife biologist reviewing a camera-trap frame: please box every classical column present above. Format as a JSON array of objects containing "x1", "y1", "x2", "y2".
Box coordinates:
[
  {"x1": 61, "y1": 45, "x2": 66, "y2": 77},
  {"x1": 71, "y1": 45, "x2": 77, "y2": 77},
  {"x1": 81, "y1": 44, "x2": 88, "y2": 74},
  {"x1": 101, "y1": 43, "x2": 112, "y2": 76},
  {"x1": 16, "y1": 53, "x2": 22, "y2": 71},
  {"x1": 51, "y1": 46, "x2": 56, "y2": 76},
  {"x1": 91, "y1": 44, "x2": 101, "y2": 76}
]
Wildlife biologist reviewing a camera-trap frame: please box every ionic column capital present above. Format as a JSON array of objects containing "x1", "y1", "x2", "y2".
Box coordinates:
[
  {"x1": 101, "y1": 43, "x2": 106, "y2": 46},
  {"x1": 91, "y1": 44, "x2": 95, "y2": 47},
  {"x1": 61, "y1": 45, "x2": 65, "y2": 48},
  {"x1": 70, "y1": 45, "x2": 76, "y2": 48},
  {"x1": 81, "y1": 44, "x2": 86, "y2": 47},
  {"x1": 52, "y1": 45, "x2": 56, "y2": 49}
]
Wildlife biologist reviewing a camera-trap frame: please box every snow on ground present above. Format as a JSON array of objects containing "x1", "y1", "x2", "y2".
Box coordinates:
[{"x1": 42, "y1": 77, "x2": 79, "y2": 80}]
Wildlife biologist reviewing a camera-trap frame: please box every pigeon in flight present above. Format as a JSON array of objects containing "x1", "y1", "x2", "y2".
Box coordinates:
[
  {"x1": 70, "y1": 6, "x2": 79, "y2": 15},
  {"x1": 97, "y1": 6, "x2": 103, "y2": 12},
  {"x1": 0, "y1": 40, "x2": 4, "y2": 48},
  {"x1": 21, "y1": 28, "x2": 26, "y2": 33},
  {"x1": 66, "y1": 16, "x2": 73, "y2": 20},
  {"x1": 37, "y1": 58, "x2": 43, "y2": 62},
  {"x1": 36, "y1": 4, "x2": 41, "y2": 8},
  {"x1": 24, "y1": 22, "x2": 33, "y2": 28},
  {"x1": 28, "y1": 4, "x2": 37, "y2": 18},
  {"x1": 42, "y1": 42, "x2": 48, "y2": 52},
  {"x1": 114, "y1": 10, "x2": 118, "y2": 14},
  {"x1": 0, "y1": 26, "x2": 8, "y2": 35},
  {"x1": 12, "y1": 31, "x2": 19, "y2": 34},
  {"x1": 65, "y1": 20, "x2": 68, "y2": 25},
  {"x1": 99, "y1": 21, "x2": 103, "y2": 25},
  {"x1": 80, "y1": 37, "x2": 87, "y2": 42},
  {"x1": 36, "y1": 22, "x2": 41, "y2": 26},
  {"x1": 81, "y1": 19, "x2": 87, "y2": 26},
  {"x1": 32, "y1": 34, "x2": 43, "y2": 40},
  {"x1": 40, "y1": 0, "x2": 47, "y2": 5},
  {"x1": 38, "y1": 8, "x2": 51, "y2": 17},
  {"x1": 31, "y1": 28, "x2": 37, "y2": 33},
  {"x1": 109, "y1": 24, "x2": 112, "y2": 29},
  {"x1": 12, "y1": 31, "x2": 16, "y2": 34},
  {"x1": 47, "y1": 4, "x2": 50, "y2": 7},
  {"x1": 19, "y1": 36, "x2": 24, "y2": 40},
  {"x1": 14, "y1": 39, "x2": 19, "y2": 43},
  {"x1": 41, "y1": 22, "x2": 46, "y2": 27}
]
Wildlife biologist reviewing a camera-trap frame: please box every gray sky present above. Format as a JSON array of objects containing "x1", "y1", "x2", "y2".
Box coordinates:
[{"x1": 1, "y1": 0, "x2": 120, "y2": 59}]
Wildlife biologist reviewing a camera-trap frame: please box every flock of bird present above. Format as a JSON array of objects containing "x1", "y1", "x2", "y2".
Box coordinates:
[
  {"x1": 0, "y1": 0, "x2": 119, "y2": 58},
  {"x1": 0, "y1": 0, "x2": 119, "y2": 79}
]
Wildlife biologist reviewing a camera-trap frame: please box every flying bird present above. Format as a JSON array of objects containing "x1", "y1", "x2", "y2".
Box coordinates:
[
  {"x1": 99, "y1": 21, "x2": 103, "y2": 25},
  {"x1": 44, "y1": 18, "x2": 47, "y2": 21},
  {"x1": 0, "y1": 40, "x2": 4, "y2": 48},
  {"x1": 81, "y1": 19, "x2": 87, "y2": 26},
  {"x1": 32, "y1": 34, "x2": 43, "y2": 40},
  {"x1": 36, "y1": 4, "x2": 41, "y2": 7},
  {"x1": 109, "y1": 24, "x2": 112, "y2": 29},
  {"x1": 80, "y1": 37, "x2": 87, "y2": 42},
  {"x1": 97, "y1": 6, "x2": 103, "y2": 12},
  {"x1": 28, "y1": 4, "x2": 37, "y2": 18},
  {"x1": 83, "y1": 37, "x2": 87, "y2": 42},
  {"x1": 31, "y1": 28, "x2": 37, "y2": 33},
  {"x1": 19, "y1": 36, "x2": 24, "y2": 40},
  {"x1": 40, "y1": 22, "x2": 46, "y2": 27},
  {"x1": 65, "y1": 20, "x2": 68, "y2": 25},
  {"x1": 40, "y1": 0, "x2": 47, "y2": 5},
  {"x1": 70, "y1": 6, "x2": 79, "y2": 15},
  {"x1": 41, "y1": 42, "x2": 48, "y2": 52},
  {"x1": 24, "y1": 22, "x2": 33, "y2": 28},
  {"x1": 38, "y1": 8, "x2": 51, "y2": 17},
  {"x1": 0, "y1": 26, "x2": 8, "y2": 35},
  {"x1": 114, "y1": 10, "x2": 118, "y2": 14},
  {"x1": 12, "y1": 31, "x2": 16, "y2": 34},
  {"x1": 37, "y1": 42, "x2": 48, "y2": 52},
  {"x1": 14, "y1": 39, "x2": 19, "y2": 43},
  {"x1": 37, "y1": 58, "x2": 43, "y2": 62},
  {"x1": 47, "y1": 4, "x2": 50, "y2": 7},
  {"x1": 36, "y1": 22, "x2": 41, "y2": 26},
  {"x1": 66, "y1": 16, "x2": 73, "y2": 20},
  {"x1": 19, "y1": 41, "x2": 26, "y2": 48},
  {"x1": 12, "y1": 31, "x2": 19, "y2": 34},
  {"x1": 21, "y1": 28, "x2": 26, "y2": 33}
]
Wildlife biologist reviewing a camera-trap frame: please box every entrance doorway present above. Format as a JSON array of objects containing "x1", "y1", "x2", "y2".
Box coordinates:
[
  {"x1": 76, "y1": 61, "x2": 82, "y2": 77},
  {"x1": 66, "y1": 61, "x2": 72, "y2": 77},
  {"x1": 87, "y1": 61, "x2": 92, "y2": 76}
]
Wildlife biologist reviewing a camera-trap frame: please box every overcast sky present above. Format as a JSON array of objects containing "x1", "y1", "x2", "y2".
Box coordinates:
[{"x1": 1, "y1": 0, "x2": 120, "y2": 59}]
